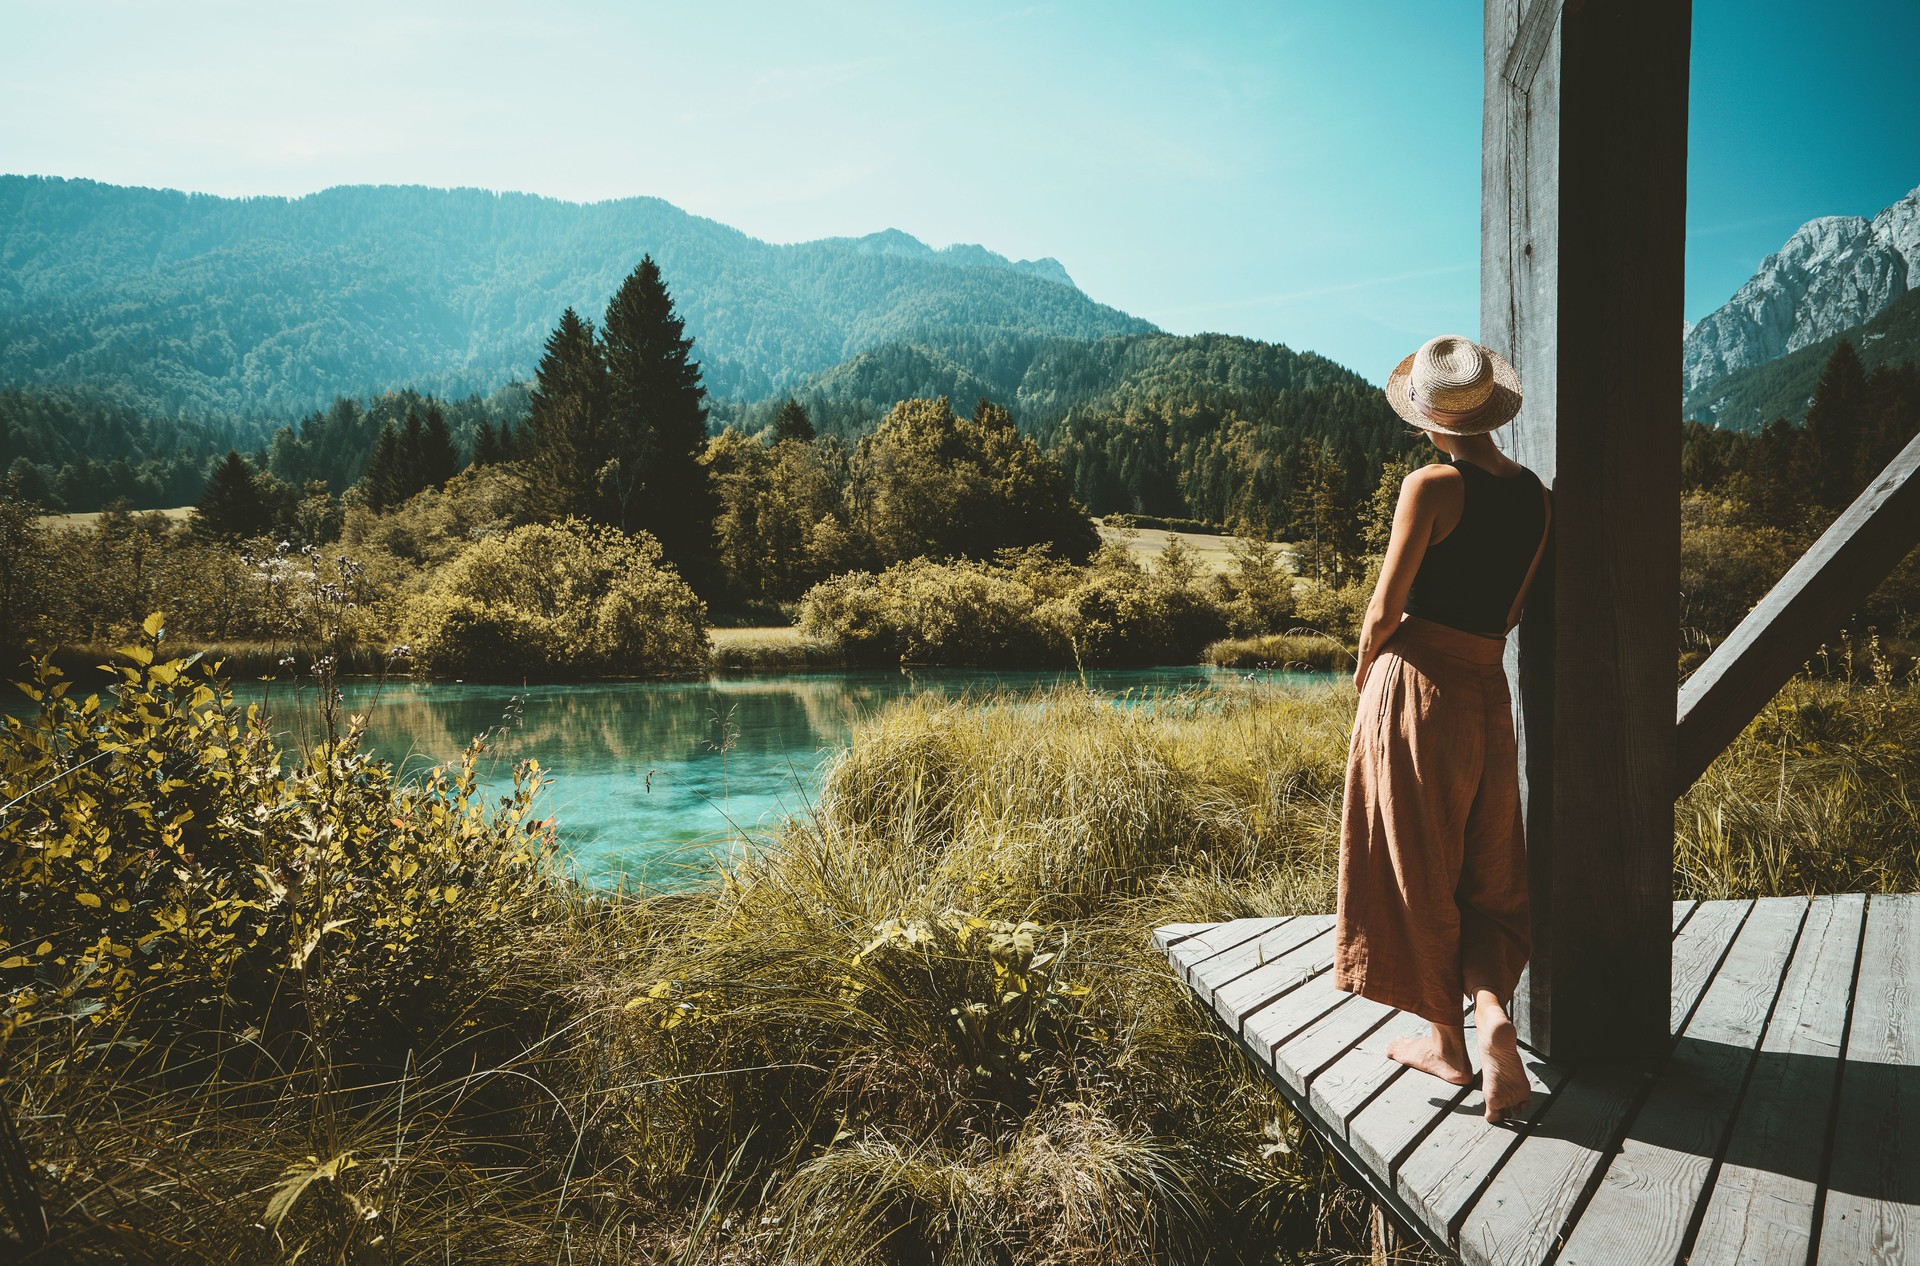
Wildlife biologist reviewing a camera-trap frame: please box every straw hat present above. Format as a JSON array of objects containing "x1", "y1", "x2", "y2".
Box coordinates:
[{"x1": 1385, "y1": 335, "x2": 1523, "y2": 435}]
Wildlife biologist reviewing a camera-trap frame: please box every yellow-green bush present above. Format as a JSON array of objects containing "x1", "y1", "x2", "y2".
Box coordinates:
[
  {"x1": 797, "y1": 545, "x2": 1230, "y2": 668},
  {"x1": 404, "y1": 518, "x2": 709, "y2": 679},
  {"x1": 1203, "y1": 631, "x2": 1354, "y2": 673},
  {"x1": 0, "y1": 628, "x2": 568, "y2": 1061}
]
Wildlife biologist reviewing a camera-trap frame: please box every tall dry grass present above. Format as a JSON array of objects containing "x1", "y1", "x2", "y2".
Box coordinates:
[{"x1": 6, "y1": 652, "x2": 1913, "y2": 1263}]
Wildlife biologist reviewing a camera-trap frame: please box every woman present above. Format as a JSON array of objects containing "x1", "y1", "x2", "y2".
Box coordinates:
[{"x1": 1335, "y1": 334, "x2": 1551, "y2": 1125}]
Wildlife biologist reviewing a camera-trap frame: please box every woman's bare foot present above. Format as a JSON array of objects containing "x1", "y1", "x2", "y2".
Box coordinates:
[
  {"x1": 1475, "y1": 1003, "x2": 1530, "y2": 1123},
  {"x1": 1386, "y1": 1025, "x2": 1476, "y2": 1086}
]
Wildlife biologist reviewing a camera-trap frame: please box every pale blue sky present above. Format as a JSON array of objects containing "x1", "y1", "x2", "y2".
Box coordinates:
[{"x1": 3, "y1": 0, "x2": 1916, "y2": 384}]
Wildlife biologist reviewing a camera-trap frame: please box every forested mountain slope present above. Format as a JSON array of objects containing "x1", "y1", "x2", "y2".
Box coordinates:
[
  {"x1": 0, "y1": 176, "x2": 1151, "y2": 415},
  {"x1": 1683, "y1": 285, "x2": 1920, "y2": 431}
]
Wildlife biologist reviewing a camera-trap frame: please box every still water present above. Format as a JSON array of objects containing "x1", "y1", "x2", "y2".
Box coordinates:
[{"x1": 234, "y1": 667, "x2": 1330, "y2": 888}]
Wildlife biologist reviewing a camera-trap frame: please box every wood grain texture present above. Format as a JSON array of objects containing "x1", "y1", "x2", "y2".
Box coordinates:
[
  {"x1": 1690, "y1": 895, "x2": 1864, "y2": 1266},
  {"x1": 1157, "y1": 898, "x2": 1911, "y2": 1266},
  {"x1": 1455, "y1": 1061, "x2": 1647, "y2": 1266},
  {"x1": 1396, "y1": 1046, "x2": 1566, "y2": 1241},
  {"x1": 1150, "y1": 922, "x2": 1214, "y2": 952},
  {"x1": 1191, "y1": 917, "x2": 1335, "y2": 1016},
  {"x1": 1485, "y1": 0, "x2": 1689, "y2": 1060},
  {"x1": 1309, "y1": 1010, "x2": 1436, "y2": 1134},
  {"x1": 1347, "y1": 1059, "x2": 1474, "y2": 1181},
  {"x1": 1206, "y1": 926, "x2": 1336, "y2": 1034},
  {"x1": 1818, "y1": 893, "x2": 1919, "y2": 1265},
  {"x1": 1452, "y1": 890, "x2": 1740, "y2": 1265},
  {"x1": 1671, "y1": 898, "x2": 1751, "y2": 1031},
  {"x1": 1168, "y1": 918, "x2": 1285, "y2": 982},
  {"x1": 1555, "y1": 898, "x2": 1806, "y2": 1265},
  {"x1": 1677, "y1": 432, "x2": 1920, "y2": 790},
  {"x1": 1270, "y1": 994, "x2": 1396, "y2": 1094},
  {"x1": 1242, "y1": 969, "x2": 1346, "y2": 1064}
]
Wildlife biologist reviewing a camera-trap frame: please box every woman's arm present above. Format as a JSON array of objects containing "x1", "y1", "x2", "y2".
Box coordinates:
[{"x1": 1353, "y1": 465, "x2": 1456, "y2": 690}]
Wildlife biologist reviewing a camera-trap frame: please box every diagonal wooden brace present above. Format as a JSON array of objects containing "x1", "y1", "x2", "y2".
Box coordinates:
[{"x1": 1676, "y1": 428, "x2": 1920, "y2": 792}]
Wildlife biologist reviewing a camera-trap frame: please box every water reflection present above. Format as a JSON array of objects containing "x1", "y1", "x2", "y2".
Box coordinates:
[{"x1": 235, "y1": 667, "x2": 1329, "y2": 889}]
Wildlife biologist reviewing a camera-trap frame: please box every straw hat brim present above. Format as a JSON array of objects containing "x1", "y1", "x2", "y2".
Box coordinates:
[{"x1": 1385, "y1": 344, "x2": 1523, "y2": 435}]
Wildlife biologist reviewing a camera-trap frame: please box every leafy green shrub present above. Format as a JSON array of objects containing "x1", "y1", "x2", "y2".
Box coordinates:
[
  {"x1": 1291, "y1": 575, "x2": 1371, "y2": 643},
  {"x1": 797, "y1": 545, "x2": 1229, "y2": 668},
  {"x1": 404, "y1": 518, "x2": 708, "y2": 679},
  {"x1": 0, "y1": 626, "x2": 568, "y2": 1064},
  {"x1": 799, "y1": 558, "x2": 1054, "y2": 666},
  {"x1": 1, "y1": 632, "x2": 590, "y2": 1259}
]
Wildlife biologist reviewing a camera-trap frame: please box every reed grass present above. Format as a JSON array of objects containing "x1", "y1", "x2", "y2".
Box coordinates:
[{"x1": 1202, "y1": 632, "x2": 1355, "y2": 675}]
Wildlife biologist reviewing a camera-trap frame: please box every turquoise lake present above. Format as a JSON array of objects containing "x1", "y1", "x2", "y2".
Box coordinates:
[{"x1": 231, "y1": 667, "x2": 1332, "y2": 888}]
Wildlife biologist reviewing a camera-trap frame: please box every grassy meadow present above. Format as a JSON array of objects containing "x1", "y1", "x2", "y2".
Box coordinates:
[{"x1": 3, "y1": 636, "x2": 1915, "y2": 1263}]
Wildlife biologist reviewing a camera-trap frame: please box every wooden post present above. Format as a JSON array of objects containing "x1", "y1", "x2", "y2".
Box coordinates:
[{"x1": 1482, "y1": 0, "x2": 1691, "y2": 1060}]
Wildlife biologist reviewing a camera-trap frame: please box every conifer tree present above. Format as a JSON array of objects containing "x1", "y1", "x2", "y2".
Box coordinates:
[
  {"x1": 194, "y1": 450, "x2": 270, "y2": 540},
  {"x1": 398, "y1": 407, "x2": 428, "y2": 500},
  {"x1": 420, "y1": 403, "x2": 460, "y2": 488},
  {"x1": 772, "y1": 397, "x2": 815, "y2": 444},
  {"x1": 473, "y1": 420, "x2": 500, "y2": 467},
  {"x1": 1804, "y1": 339, "x2": 1868, "y2": 508},
  {"x1": 524, "y1": 307, "x2": 608, "y2": 520},
  {"x1": 600, "y1": 256, "x2": 713, "y2": 578},
  {"x1": 361, "y1": 422, "x2": 405, "y2": 511}
]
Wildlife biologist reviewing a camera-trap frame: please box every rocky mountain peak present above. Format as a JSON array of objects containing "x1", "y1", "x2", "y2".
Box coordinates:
[{"x1": 1682, "y1": 184, "x2": 1920, "y2": 404}]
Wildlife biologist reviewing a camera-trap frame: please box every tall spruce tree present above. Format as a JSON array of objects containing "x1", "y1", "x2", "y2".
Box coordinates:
[
  {"x1": 361, "y1": 422, "x2": 405, "y2": 511},
  {"x1": 772, "y1": 397, "x2": 815, "y2": 444},
  {"x1": 600, "y1": 256, "x2": 713, "y2": 578},
  {"x1": 420, "y1": 403, "x2": 460, "y2": 489},
  {"x1": 1804, "y1": 339, "x2": 1868, "y2": 508},
  {"x1": 525, "y1": 307, "x2": 608, "y2": 520},
  {"x1": 195, "y1": 450, "x2": 270, "y2": 540},
  {"x1": 473, "y1": 420, "x2": 502, "y2": 467},
  {"x1": 397, "y1": 407, "x2": 428, "y2": 500}
]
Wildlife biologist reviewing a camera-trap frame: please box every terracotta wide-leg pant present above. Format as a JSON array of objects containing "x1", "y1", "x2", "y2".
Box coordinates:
[{"x1": 1334, "y1": 616, "x2": 1531, "y2": 1027}]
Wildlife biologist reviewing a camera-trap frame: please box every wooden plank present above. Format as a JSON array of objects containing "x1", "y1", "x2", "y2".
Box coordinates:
[
  {"x1": 1242, "y1": 969, "x2": 1346, "y2": 1064},
  {"x1": 1397, "y1": 1046, "x2": 1567, "y2": 1241},
  {"x1": 1151, "y1": 922, "x2": 1214, "y2": 951},
  {"x1": 1167, "y1": 917, "x2": 1285, "y2": 980},
  {"x1": 1675, "y1": 898, "x2": 1698, "y2": 932},
  {"x1": 1309, "y1": 1010, "x2": 1437, "y2": 1134},
  {"x1": 1676, "y1": 430, "x2": 1920, "y2": 791},
  {"x1": 1270, "y1": 994, "x2": 1396, "y2": 1094},
  {"x1": 1818, "y1": 893, "x2": 1920, "y2": 1265},
  {"x1": 1690, "y1": 895, "x2": 1865, "y2": 1266},
  {"x1": 1451, "y1": 895, "x2": 1744, "y2": 1265},
  {"x1": 1208, "y1": 926, "x2": 1335, "y2": 1031},
  {"x1": 1555, "y1": 897, "x2": 1806, "y2": 1265},
  {"x1": 1671, "y1": 899, "x2": 1750, "y2": 1032},
  {"x1": 1347, "y1": 1058, "x2": 1476, "y2": 1181},
  {"x1": 1486, "y1": 0, "x2": 1689, "y2": 1063},
  {"x1": 1455, "y1": 1062, "x2": 1647, "y2": 1266},
  {"x1": 1189, "y1": 917, "x2": 1334, "y2": 1013}
]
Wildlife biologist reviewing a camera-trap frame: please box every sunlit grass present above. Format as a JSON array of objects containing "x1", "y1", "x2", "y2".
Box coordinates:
[{"x1": 7, "y1": 655, "x2": 1914, "y2": 1262}]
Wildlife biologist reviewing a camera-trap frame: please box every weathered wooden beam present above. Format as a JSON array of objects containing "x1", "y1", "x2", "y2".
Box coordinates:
[
  {"x1": 1676, "y1": 430, "x2": 1920, "y2": 790},
  {"x1": 1484, "y1": 0, "x2": 1690, "y2": 1060}
]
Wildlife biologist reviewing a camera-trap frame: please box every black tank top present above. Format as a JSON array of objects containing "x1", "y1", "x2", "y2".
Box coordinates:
[{"x1": 1403, "y1": 458, "x2": 1549, "y2": 638}]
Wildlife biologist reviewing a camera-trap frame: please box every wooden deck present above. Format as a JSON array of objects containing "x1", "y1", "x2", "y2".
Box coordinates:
[{"x1": 1155, "y1": 894, "x2": 1917, "y2": 1265}]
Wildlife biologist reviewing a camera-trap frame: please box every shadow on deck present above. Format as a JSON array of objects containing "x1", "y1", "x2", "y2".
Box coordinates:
[{"x1": 1154, "y1": 894, "x2": 1917, "y2": 1265}]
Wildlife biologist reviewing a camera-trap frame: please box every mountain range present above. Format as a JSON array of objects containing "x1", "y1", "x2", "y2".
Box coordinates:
[
  {"x1": 0, "y1": 176, "x2": 1151, "y2": 416},
  {"x1": 1684, "y1": 183, "x2": 1920, "y2": 427},
  {"x1": 6, "y1": 173, "x2": 1917, "y2": 453}
]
